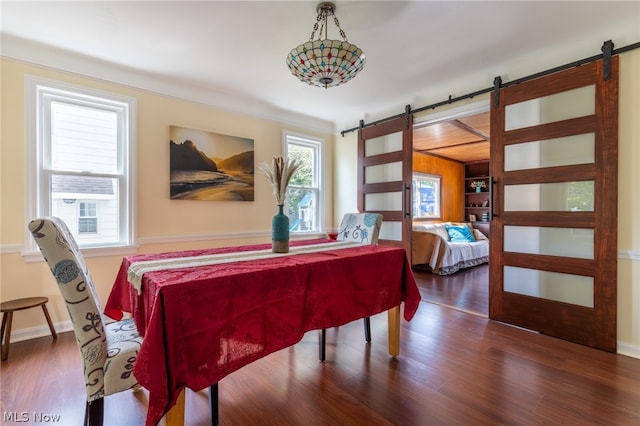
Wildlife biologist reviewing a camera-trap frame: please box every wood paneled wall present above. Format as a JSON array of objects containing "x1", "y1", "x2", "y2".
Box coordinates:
[{"x1": 413, "y1": 152, "x2": 465, "y2": 222}]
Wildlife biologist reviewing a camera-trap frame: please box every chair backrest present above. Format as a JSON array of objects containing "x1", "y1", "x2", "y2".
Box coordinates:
[
  {"x1": 28, "y1": 217, "x2": 108, "y2": 402},
  {"x1": 336, "y1": 213, "x2": 383, "y2": 245}
]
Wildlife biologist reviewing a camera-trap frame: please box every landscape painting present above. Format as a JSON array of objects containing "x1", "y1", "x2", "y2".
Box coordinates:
[{"x1": 169, "y1": 126, "x2": 254, "y2": 201}]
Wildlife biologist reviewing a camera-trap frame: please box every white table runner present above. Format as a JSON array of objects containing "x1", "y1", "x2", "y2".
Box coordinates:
[{"x1": 128, "y1": 240, "x2": 363, "y2": 294}]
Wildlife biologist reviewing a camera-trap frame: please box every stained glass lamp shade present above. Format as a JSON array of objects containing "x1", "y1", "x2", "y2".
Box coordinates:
[{"x1": 286, "y1": 2, "x2": 366, "y2": 89}]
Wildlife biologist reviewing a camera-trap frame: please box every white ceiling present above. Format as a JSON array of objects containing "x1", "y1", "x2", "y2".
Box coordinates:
[{"x1": 2, "y1": 1, "x2": 639, "y2": 133}]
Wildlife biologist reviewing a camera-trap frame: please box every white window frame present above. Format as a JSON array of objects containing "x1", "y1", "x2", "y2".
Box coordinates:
[
  {"x1": 283, "y1": 131, "x2": 323, "y2": 234},
  {"x1": 412, "y1": 172, "x2": 442, "y2": 220},
  {"x1": 24, "y1": 76, "x2": 136, "y2": 257}
]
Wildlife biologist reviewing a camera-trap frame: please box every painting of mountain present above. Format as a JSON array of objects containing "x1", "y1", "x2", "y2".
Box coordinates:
[
  {"x1": 169, "y1": 126, "x2": 254, "y2": 201},
  {"x1": 217, "y1": 151, "x2": 254, "y2": 173}
]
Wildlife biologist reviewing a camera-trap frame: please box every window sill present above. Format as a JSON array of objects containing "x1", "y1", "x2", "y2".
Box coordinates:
[{"x1": 290, "y1": 232, "x2": 327, "y2": 240}]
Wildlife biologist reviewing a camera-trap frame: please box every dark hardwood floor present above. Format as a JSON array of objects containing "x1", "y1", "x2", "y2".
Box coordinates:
[
  {"x1": 2, "y1": 270, "x2": 639, "y2": 425},
  {"x1": 414, "y1": 263, "x2": 489, "y2": 317}
]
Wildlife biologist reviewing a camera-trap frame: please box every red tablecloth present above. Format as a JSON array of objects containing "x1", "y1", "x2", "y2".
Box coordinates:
[{"x1": 104, "y1": 238, "x2": 420, "y2": 426}]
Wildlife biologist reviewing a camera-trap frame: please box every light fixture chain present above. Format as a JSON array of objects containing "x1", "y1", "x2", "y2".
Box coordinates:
[
  {"x1": 333, "y1": 15, "x2": 348, "y2": 41},
  {"x1": 309, "y1": 11, "x2": 323, "y2": 41},
  {"x1": 319, "y1": 17, "x2": 327, "y2": 40}
]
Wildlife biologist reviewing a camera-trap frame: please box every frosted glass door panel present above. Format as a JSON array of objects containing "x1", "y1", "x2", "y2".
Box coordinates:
[
  {"x1": 504, "y1": 266, "x2": 594, "y2": 308},
  {"x1": 379, "y1": 220, "x2": 402, "y2": 242},
  {"x1": 504, "y1": 181, "x2": 594, "y2": 211},
  {"x1": 365, "y1": 132, "x2": 402, "y2": 156},
  {"x1": 505, "y1": 85, "x2": 595, "y2": 131},
  {"x1": 365, "y1": 162, "x2": 402, "y2": 184},
  {"x1": 504, "y1": 226, "x2": 593, "y2": 259},
  {"x1": 504, "y1": 134, "x2": 595, "y2": 171},
  {"x1": 491, "y1": 57, "x2": 617, "y2": 351},
  {"x1": 365, "y1": 192, "x2": 402, "y2": 211}
]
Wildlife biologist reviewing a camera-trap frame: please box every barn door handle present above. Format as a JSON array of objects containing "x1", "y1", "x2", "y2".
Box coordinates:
[
  {"x1": 404, "y1": 185, "x2": 411, "y2": 218},
  {"x1": 489, "y1": 176, "x2": 496, "y2": 220}
]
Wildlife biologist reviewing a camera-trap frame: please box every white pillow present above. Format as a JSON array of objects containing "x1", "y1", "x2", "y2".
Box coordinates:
[{"x1": 473, "y1": 229, "x2": 488, "y2": 240}]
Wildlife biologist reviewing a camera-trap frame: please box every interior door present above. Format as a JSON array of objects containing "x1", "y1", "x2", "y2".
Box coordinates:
[
  {"x1": 489, "y1": 57, "x2": 618, "y2": 352},
  {"x1": 358, "y1": 112, "x2": 413, "y2": 255}
]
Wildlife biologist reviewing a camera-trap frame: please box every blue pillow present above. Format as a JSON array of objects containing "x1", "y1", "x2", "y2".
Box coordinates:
[{"x1": 445, "y1": 224, "x2": 476, "y2": 242}]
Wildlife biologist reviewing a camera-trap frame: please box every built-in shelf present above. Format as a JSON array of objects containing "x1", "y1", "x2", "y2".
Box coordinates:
[{"x1": 465, "y1": 162, "x2": 490, "y2": 223}]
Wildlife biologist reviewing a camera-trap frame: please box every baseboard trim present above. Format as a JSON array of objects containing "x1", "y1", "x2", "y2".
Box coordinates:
[
  {"x1": 1, "y1": 244, "x2": 23, "y2": 254},
  {"x1": 7, "y1": 320, "x2": 73, "y2": 344},
  {"x1": 619, "y1": 249, "x2": 640, "y2": 260},
  {"x1": 617, "y1": 341, "x2": 640, "y2": 359}
]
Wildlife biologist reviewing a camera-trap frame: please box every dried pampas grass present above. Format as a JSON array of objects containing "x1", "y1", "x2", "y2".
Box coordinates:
[{"x1": 258, "y1": 156, "x2": 303, "y2": 205}]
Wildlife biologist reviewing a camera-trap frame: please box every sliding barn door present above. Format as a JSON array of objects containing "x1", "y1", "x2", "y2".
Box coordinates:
[
  {"x1": 358, "y1": 113, "x2": 413, "y2": 254},
  {"x1": 489, "y1": 57, "x2": 618, "y2": 352}
]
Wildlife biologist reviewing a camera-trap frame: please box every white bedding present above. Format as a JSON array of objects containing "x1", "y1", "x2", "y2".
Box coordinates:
[{"x1": 412, "y1": 223, "x2": 489, "y2": 275}]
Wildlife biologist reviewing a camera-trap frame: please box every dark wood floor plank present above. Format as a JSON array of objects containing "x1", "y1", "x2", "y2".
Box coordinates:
[
  {"x1": 414, "y1": 264, "x2": 489, "y2": 316},
  {"x1": 2, "y1": 271, "x2": 639, "y2": 425}
]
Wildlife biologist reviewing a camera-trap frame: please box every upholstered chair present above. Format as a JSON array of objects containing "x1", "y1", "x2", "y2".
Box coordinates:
[
  {"x1": 319, "y1": 212, "x2": 383, "y2": 361},
  {"x1": 28, "y1": 217, "x2": 143, "y2": 426}
]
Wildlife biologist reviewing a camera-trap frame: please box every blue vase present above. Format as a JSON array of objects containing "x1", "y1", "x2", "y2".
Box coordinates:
[{"x1": 272, "y1": 205, "x2": 289, "y2": 253}]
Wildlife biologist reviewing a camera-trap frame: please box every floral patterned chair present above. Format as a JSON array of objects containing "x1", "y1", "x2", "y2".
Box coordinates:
[
  {"x1": 28, "y1": 217, "x2": 142, "y2": 426},
  {"x1": 319, "y1": 212, "x2": 383, "y2": 361}
]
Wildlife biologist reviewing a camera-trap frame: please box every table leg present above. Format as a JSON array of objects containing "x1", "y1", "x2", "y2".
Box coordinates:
[
  {"x1": 209, "y1": 383, "x2": 219, "y2": 425},
  {"x1": 41, "y1": 304, "x2": 57, "y2": 340},
  {"x1": 1, "y1": 312, "x2": 13, "y2": 361},
  {"x1": 387, "y1": 305, "x2": 400, "y2": 358},
  {"x1": 163, "y1": 389, "x2": 185, "y2": 426}
]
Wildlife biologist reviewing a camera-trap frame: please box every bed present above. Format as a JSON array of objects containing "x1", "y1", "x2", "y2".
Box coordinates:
[{"x1": 412, "y1": 222, "x2": 489, "y2": 275}]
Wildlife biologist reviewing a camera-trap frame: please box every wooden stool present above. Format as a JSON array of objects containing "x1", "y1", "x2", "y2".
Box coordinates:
[{"x1": 1, "y1": 297, "x2": 57, "y2": 361}]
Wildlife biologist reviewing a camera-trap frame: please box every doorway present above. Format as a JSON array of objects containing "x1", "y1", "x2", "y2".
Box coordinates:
[{"x1": 412, "y1": 101, "x2": 491, "y2": 317}]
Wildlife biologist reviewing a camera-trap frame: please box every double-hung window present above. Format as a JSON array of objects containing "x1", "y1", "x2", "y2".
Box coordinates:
[
  {"x1": 412, "y1": 173, "x2": 441, "y2": 219},
  {"x1": 26, "y1": 76, "x2": 135, "y2": 250},
  {"x1": 284, "y1": 132, "x2": 323, "y2": 233}
]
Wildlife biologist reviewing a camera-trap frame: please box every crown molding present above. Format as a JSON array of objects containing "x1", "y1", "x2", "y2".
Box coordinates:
[{"x1": 1, "y1": 35, "x2": 335, "y2": 135}]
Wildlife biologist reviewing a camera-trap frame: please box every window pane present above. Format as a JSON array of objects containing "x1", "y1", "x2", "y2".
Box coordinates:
[
  {"x1": 504, "y1": 266, "x2": 594, "y2": 308},
  {"x1": 364, "y1": 132, "x2": 402, "y2": 156},
  {"x1": 505, "y1": 133, "x2": 595, "y2": 171},
  {"x1": 287, "y1": 188, "x2": 316, "y2": 232},
  {"x1": 365, "y1": 192, "x2": 402, "y2": 210},
  {"x1": 79, "y1": 218, "x2": 98, "y2": 233},
  {"x1": 288, "y1": 144, "x2": 315, "y2": 186},
  {"x1": 412, "y1": 174, "x2": 440, "y2": 218},
  {"x1": 504, "y1": 181, "x2": 594, "y2": 211},
  {"x1": 379, "y1": 220, "x2": 402, "y2": 242},
  {"x1": 79, "y1": 202, "x2": 97, "y2": 217},
  {"x1": 51, "y1": 101, "x2": 118, "y2": 174},
  {"x1": 505, "y1": 85, "x2": 595, "y2": 131},
  {"x1": 365, "y1": 162, "x2": 402, "y2": 184},
  {"x1": 504, "y1": 226, "x2": 593, "y2": 259},
  {"x1": 285, "y1": 133, "x2": 322, "y2": 233}
]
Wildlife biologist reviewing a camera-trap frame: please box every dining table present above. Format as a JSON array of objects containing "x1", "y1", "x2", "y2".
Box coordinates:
[{"x1": 104, "y1": 237, "x2": 420, "y2": 426}]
